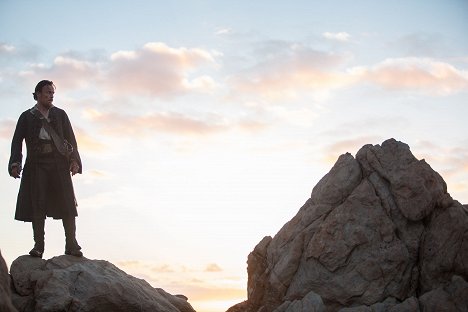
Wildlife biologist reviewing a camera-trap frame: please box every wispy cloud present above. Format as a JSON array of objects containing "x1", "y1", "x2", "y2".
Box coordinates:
[
  {"x1": 0, "y1": 42, "x2": 41, "y2": 64},
  {"x1": 75, "y1": 127, "x2": 106, "y2": 152},
  {"x1": 0, "y1": 43, "x2": 15, "y2": 54},
  {"x1": 204, "y1": 263, "x2": 223, "y2": 272},
  {"x1": 84, "y1": 108, "x2": 267, "y2": 137},
  {"x1": 414, "y1": 141, "x2": 468, "y2": 178},
  {"x1": 229, "y1": 43, "x2": 351, "y2": 101},
  {"x1": 87, "y1": 169, "x2": 109, "y2": 179},
  {"x1": 323, "y1": 32, "x2": 351, "y2": 42},
  {"x1": 87, "y1": 110, "x2": 228, "y2": 136},
  {"x1": 356, "y1": 57, "x2": 468, "y2": 95},
  {"x1": 388, "y1": 32, "x2": 453, "y2": 58},
  {"x1": 116, "y1": 260, "x2": 245, "y2": 305},
  {"x1": 228, "y1": 40, "x2": 468, "y2": 102},
  {"x1": 215, "y1": 28, "x2": 233, "y2": 36},
  {"x1": 18, "y1": 55, "x2": 99, "y2": 91}
]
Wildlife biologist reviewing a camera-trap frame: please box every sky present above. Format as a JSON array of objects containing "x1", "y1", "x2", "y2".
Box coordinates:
[{"x1": 1, "y1": 0, "x2": 467, "y2": 311}]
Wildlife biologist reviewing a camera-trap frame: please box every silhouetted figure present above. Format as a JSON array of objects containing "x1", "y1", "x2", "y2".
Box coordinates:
[{"x1": 8, "y1": 80, "x2": 83, "y2": 258}]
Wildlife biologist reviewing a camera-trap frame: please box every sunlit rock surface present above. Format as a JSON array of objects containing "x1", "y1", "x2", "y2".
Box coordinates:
[
  {"x1": 9, "y1": 255, "x2": 195, "y2": 312},
  {"x1": 228, "y1": 139, "x2": 468, "y2": 312}
]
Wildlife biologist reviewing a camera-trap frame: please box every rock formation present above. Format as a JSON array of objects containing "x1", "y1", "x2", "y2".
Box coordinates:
[
  {"x1": 228, "y1": 139, "x2": 468, "y2": 312},
  {"x1": 9, "y1": 255, "x2": 195, "y2": 312},
  {"x1": 0, "y1": 249, "x2": 18, "y2": 312}
]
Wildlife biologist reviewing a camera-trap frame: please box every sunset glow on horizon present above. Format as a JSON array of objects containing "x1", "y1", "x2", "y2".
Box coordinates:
[{"x1": 1, "y1": 1, "x2": 467, "y2": 311}]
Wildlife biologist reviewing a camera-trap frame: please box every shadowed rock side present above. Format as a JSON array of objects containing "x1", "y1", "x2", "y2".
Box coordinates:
[
  {"x1": 9, "y1": 255, "x2": 195, "y2": 312},
  {"x1": 0, "y1": 250, "x2": 18, "y2": 312},
  {"x1": 228, "y1": 139, "x2": 468, "y2": 312}
]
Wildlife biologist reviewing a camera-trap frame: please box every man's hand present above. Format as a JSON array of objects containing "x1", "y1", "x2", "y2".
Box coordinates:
[
  {"x1": 11, "y1": 166, "x2": 21, "y2": 179},
  {"x1": 70, "y1": 160, "x2": 80, "y2": 176}
]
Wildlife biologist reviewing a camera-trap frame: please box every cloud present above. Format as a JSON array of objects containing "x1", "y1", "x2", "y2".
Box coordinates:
[
  {"x1": 151, "y1": 264, "x2": 175, "y2": 273},
  {"x1": 228, "y1": 40, "x2": 467, "y2": 101},
  {"x1": 235, "y1": 119, "x2": 269, "y2": 132},
  {"x1": 115, "y1": 260, "x2": 245, "y2": 302},
  {"x1": 173, "y1": 284, "x2": 245, "y2": 302},
  {"x1": 0, "y1": 42, "x2": 41, "y2": 64},
  {"x1": 204, "y1": 263, "x2": 223, "y2": 272},
  {"x1": 117, "y1": 260, "x2": 141, "y2": 268},
  {"x1": 414, "y1": 141, "x2": 468, "y2": 178},
  {"x1": 7, "y1": 40, "x2": 467, "y2": 107},
  {"x1": 103, "y1": 42, "x2": 219, "y2": 97},
  {"x1": 356, "y1": 57, "x2": 468, "y2": 95},
  {"x1": 19, "y1": 55, "x2": 98, "y2": 91},
  {"x1": 411, "y1": 140, "x2": 468, "y2": 203},
  {"x1": 215, "y1": 28, "x2": 233, "y2": 36},
  {"x1": 228, "y1": 44, "x2": 352, "y2": 101},
  {"x1": 84, "y1": 108, "x2": 266, "y2": 137},
  {"x1": 88, "y1": 111, "x2": 228, "y2": 136},
  {"x1": 9, "y1": 41, "x2": 219, "y2": 99},
  {"x1": 75, "y1": 127, "x2": 106, "y2": 152},
  {"x1": 87, "y1": 169, "x2": 109, "y2": 179},
  {"x1": 323, "y1": 32, "x2": 351, "y2": 42},
  {"x1": 390, "y1": 33, "x2": 446, "y2": 57},
  {"x1": 0, "y1": 43, "x2": 15, "y2": 54}
]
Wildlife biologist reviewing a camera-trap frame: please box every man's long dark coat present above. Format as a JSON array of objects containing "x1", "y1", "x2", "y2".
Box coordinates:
[{"x1": 8, "y1": 106, "x2": 82, "y2": 222}]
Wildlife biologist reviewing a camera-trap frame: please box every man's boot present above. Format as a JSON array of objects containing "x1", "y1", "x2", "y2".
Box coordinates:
[
  {"x1": 63, "y1": 217, "x2": 83, "y2": 257},
  {"x1": 29, "y1": 218, "x2": 45, "y2": 258}
]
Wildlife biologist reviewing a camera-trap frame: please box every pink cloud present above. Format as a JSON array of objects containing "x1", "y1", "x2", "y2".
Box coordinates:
[
  {"x1": 228, "y1": 46, "x2": 351, "y2": 100},
  {"x1": 414, "y1": 142, "x2": 468, "y2": 178},
  {"x1": 360, "y1": 58, "x2": 468, "y2": 95},
  {"x1": 75, "y1": 127, "x2": 106, "y2": 152},
  {"x1": 103, "y1": 42, "x2": 219, "y2": 97},
  {"x1": 8, "y1": 41, "x2": 467, "y2": 104},
  {"x1": 12, "y1": 42, "x2": 219, "y2": 99},
  {"x1": 89, "y1": 111, "x2": 228, "y2": 136},
  {"x1": 229, "y1": 45, "x2": 467, "y2": 100},
  {"x1": 86, "y1": 109, "x2": 266, "y2": 137}
]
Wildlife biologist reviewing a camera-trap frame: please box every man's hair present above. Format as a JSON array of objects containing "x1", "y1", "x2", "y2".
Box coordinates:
[{"x1": 33, "y1": 80, "x2": 55, "y2": 100}]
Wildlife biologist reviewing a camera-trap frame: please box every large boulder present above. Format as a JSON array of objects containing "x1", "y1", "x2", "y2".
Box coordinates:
[
  {"x1": 0, "y1": 249, "x2": 18, "y2": 312},
  {"x1": 9, "y1": 255, "x2": 195, "y2": 312},
  {"x1": 228, "y1": 139, "x2": 468, "y2": 312}
]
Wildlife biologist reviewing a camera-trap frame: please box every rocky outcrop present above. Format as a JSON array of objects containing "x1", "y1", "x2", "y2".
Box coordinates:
[
  {"x1": 0, "y1": 249, "x2": 18, "y2": 312},
  {"x1": 228, "y1": 139, "x2": 468, "y2": 312},
  {"x1": 9, "y1": 255, "x2": 195, "y2": 312}
]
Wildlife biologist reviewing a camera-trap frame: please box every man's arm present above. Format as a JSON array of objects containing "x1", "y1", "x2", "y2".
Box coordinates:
[
  {"x1": 62, "y1": 110, "x2": 82, "y2": 174},
  {"x1": 8, "y1": 113, "x2": 26, "y2": 178}
]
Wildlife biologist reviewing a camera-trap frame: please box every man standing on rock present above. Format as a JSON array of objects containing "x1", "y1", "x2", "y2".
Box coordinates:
[{"x1": 8, "y1": 80, "x2": 83, "y2": 258}]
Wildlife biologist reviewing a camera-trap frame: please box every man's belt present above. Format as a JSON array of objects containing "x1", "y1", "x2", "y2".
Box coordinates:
[{"x1": 38, "y1": 142, "x2": 54, "y2": 154}]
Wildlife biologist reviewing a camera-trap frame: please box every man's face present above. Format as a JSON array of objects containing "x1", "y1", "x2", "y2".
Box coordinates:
[{"x1": 36, "y1": 85, "x2": 54, "y2": 108}]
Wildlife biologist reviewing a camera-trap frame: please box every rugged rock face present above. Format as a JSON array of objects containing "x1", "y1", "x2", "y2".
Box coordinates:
[
  {"x1": 0, "y1": 249, "x2": 18, "y2": 312},
  {"x1": 9, "y1": 255, "x2": 195, "y2": 312},
  {"x1": 228, "y1": 139, "x2": 468, "y2": 312}
]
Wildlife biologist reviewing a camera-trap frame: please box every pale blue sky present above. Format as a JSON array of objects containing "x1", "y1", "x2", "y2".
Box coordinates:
[{"x1": 1, "y1": 1, "x2": 467, "y2": 311}]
